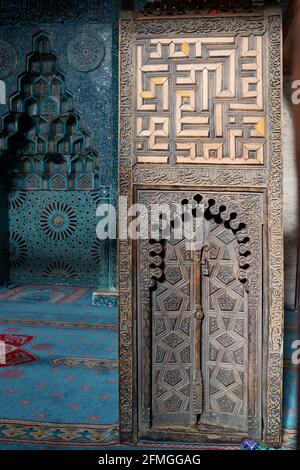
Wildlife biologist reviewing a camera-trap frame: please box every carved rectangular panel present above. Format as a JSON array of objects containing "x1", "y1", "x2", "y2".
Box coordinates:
[
  {"x1": 151, "y1": 238, "x2": 196, "y2": 426},
  {"x1": 135, "y1": 35, "x2": 266, "y2": 165},
  {"x1": 202, "y1": 220, "x2": 248, "y2": 431}
]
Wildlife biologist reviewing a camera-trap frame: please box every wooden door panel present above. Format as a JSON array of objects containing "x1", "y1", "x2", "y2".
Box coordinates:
[
  {"x1": 201, "y1": 221, "x2": 248, "y2": 432},
  {"x1": 136, "y1": 189, "x2": 263, "y2": 440},
  {"x1": 151, "y1": 237, "x2": 196, "y2": 427}
]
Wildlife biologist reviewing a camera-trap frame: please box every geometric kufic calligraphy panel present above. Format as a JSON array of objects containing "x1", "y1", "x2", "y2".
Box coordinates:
[{"x1": 136, "y1": 35, "x2": 266, "y2": 165}]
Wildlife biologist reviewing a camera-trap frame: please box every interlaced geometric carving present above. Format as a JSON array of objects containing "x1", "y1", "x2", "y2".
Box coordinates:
[
  {"x1": 216, "y1": 368, "x2": 235, "y2": 387},
  {"x1": 217, "y1": 293, "x2": 237, "y2": 312},
  {"x1": 151, "y1": 237, "x2": 195, "y2": 423},
  {"x1": 137, "y1": 189, "x2": 259, "y2": 433},
  {"x1": 163, "y1": 394, "x2": 183, "y2": 413},
  {"x1": 164, "y1": 369, "x2": 183, "y2": 387},
  {"x1": 202, "y1": 220, "x2": 248, "y2": 424},
  {"x1": 162, "y1": 332, "x2": 184, "y2": 349},
  {"x1": 216, "y1": 266, "x2": 236, "y2": 285},
  {"x1": 136, "y1": 34, "x2": 265, "y2": 165},
  {"x1": 163, "y1": 293, "x2": 183, "y2": 311},
  {"x1": 165, "y1": 266, "x2": 183, "y2": 285},
  {"x1": 216, "y1": 333, "x2": 235, "y2": 348}
]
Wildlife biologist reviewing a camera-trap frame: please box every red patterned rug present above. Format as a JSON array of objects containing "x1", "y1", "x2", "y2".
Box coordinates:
[{"x1": 0, "y1": 335, "x2": 37, "y2": 367}]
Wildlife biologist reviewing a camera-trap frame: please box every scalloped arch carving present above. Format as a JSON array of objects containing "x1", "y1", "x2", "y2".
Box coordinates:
[{"x1": 136, "y1": 189, "x2": 262, "y2": 435}]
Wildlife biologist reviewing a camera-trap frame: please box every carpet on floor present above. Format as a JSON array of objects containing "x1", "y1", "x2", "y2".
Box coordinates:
[
  {"x1": 0, "y1": 286, "x2": 297, "y2": 449},
  {"x1": 0, "y1": 285, "x2": 119, "y2": 447}
]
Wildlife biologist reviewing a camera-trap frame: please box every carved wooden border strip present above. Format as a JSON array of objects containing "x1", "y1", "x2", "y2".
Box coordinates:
[
  {"x1": 133, "y1": 166, "x2": 268, "y2": 188},
  {"x1": 266, "y1": 12, "x2": 284, "y2": 445},
  {"x1": 119, "y1": 14, "x2": 134, "y2": 435}
]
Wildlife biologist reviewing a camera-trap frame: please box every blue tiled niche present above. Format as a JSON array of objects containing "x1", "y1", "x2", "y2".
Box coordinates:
[{"x1": 0, "y1": 1, "x2": 120, "y2": 289}]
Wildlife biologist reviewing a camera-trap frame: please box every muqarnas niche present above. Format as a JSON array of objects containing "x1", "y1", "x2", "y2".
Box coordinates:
[
  {"x1": 0, "y1": 32, "x2": 107, "y2": 286},
  {"x1": 0, "y1": 32, "x2": 101, "y2": 191}
]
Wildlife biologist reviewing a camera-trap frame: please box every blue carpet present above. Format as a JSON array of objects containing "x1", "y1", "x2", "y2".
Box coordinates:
[
  {"x1": 0, "y1": 286, "x2": 95, "y2": 305},
  {"x1": 0, "y1": 441, "x2": 240, "y2": 450},
  {"x1": 0, "y1": 325, "x2": 118, "y2": 424},
  {"x1": 0, "y1": 301, "x2": 118, "y2": 328},
  {"x1": 0, "y1": 287, "x2": 297, "y2": 449},
  {"x1": 0, "y1": 286, "x2": 119, "y2": 447}
]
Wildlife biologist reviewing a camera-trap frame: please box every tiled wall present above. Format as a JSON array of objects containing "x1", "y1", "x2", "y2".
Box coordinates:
[
  {"x1": 0, "y1": 1, "x2": 120, "y2": 288},
  {"x1": 283, "y1": 76, "x2": 298, "y2": 309},
  {"x1": 0, "y1": 181, "x2": 8, "y2": 285}
]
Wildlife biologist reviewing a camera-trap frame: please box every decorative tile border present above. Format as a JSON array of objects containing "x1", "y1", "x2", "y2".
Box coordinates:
[
  {"x1": 0, "y1": 318, "x2": 118, "y2": 331},
  {"x1": 92, "y1": 293, "x2": 119, "y2": 308},
  {"x1": 52, "y1": 357, "x2": 118, "y2": 370},
  {"x1": 0, "y1": 419, "x2": 119, "y2": 446}
]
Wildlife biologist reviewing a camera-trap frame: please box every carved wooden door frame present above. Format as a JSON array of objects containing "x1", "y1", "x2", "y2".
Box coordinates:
[{"x1": 119, "y1": 7, "x2": 283, "y2": 446}]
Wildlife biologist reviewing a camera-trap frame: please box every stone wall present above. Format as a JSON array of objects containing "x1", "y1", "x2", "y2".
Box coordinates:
[{"x1": 283, "y1": 76, "x2": 298, "y2": 309}]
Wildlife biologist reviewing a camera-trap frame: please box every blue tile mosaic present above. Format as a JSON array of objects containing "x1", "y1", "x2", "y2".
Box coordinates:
[
  {"x1": 0, "y1": 188, "x2": 8, "y2": 285},
  {"x1": 8, "y1": 189, "x2": 113, "y2": 286},
  {"x1": 0, "y1": 1, "x2": 120, "y2": 288}
]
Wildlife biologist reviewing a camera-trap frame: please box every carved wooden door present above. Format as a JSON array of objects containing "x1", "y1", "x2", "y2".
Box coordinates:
[
  {"x1": 119, "y1": 8, "x2": 283, "y2": 446},
  {"x1": 136, "y1": 190, "x2": 263, "y2": 441}
]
